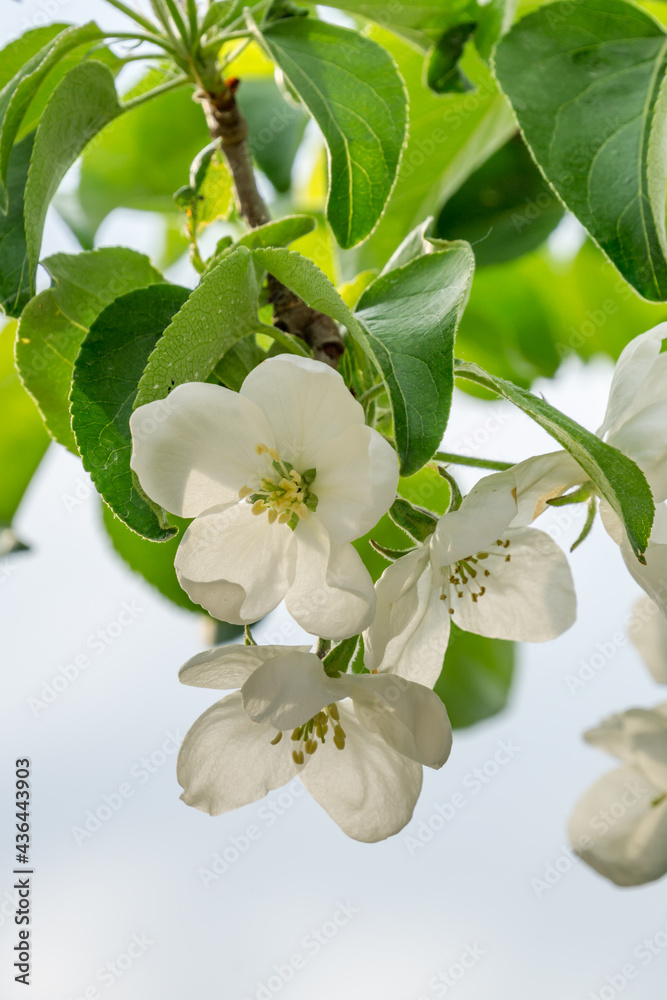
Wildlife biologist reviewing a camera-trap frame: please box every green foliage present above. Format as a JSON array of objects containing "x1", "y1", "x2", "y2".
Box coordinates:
[
  {"x1": 134, "y1": 248, "x2": 263, "y2": 408},
  {"x1": 237, "y1": 75, "x2": 309, "y2": 194},
  {"x1": 257, "y1": 17, "x2": 408, "y2": 248},
  {"x1": 455, "y1": 360, "x2": 655, "y2": 559},
  {"x1": 495, "y1": 0, "x2": 667, "y2": 301},
  {"x1": 177, "y1": 145, "x2": 233, "y2": 231},
  {"x1": 389, "y1": 498, "x2": 438, "y2": 543},
  {"x1": 435, "y1": 133, "x2": 564, "y2": 266},
  {"x1": 25, "y1": 60, "x2": 121, "y2": 287},
  {"x1": 0, "y1": 132, "x2": 32, "y2": 318},
  {"x1": 427, "y1": 23, "x2": 476, "y2": 94},
  {"x1": 71, "y1": 284, "x2": 190, "y2": 541},
  {"x1": 435, "y1": 624, "x2": 515, "y2": 729},
  {"x1": 16, "y1": 249, "x2": 163, "y2": 453},
  {"x1": 0, "y1": 320, "x2": 49, "y2": 526}
]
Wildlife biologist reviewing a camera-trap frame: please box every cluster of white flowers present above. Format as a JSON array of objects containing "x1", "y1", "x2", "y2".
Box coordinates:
[{"x1": 129, "y1": 326, "x2": 667, "y2": 853}]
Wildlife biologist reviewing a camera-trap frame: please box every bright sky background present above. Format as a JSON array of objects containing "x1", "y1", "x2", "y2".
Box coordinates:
[{"x1": 2, "y1": 3, "x2": 667, "y2": 999}]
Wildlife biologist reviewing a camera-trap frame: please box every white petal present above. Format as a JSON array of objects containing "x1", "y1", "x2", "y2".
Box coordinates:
[
  {"x1": 365, "y1": 549, "x2": 450, "y2": 687},
  {"x1": 510, "y1": 451, "x2": 584, "y2": 526},
  {"x1": 177, "y1": 692, "x2": 295, "y2": 814},
  {"x1": 299, "y1": 704, "x2": 423, "y2": 842},
  {"x1": 569, "y1": 764, "x2": 667, "y2": 886},
  {"x1": 285, "y1": 518, "x2": 375, "y2": 639},
  {"x1": 175, "y1": 503, "x2": 297, "y2": 624},
  {"x1": 314, "y1": 423, "x2": 399, "y2": 542},
  {"x1": 599, "y1": 324, "x2": 667, "y2": 439},
  {"x1": 349, "y1": 673, "x2": 452, "y2": 768},
  {"x1": 240, "y1": 355, "x2": 364, "y2": 470},
  {"x1": 630, "y1": 596, "x2": 667, "y2": 684},
  {"x1": 432, "y1": 470, "x2": 517, "y2": 566},
  {"x1": 449, "y1": 527, "x2": 577, "y2": 642},
  {"x1": 585, "y1": 706, "x2": 667, "y2": 791},
  {"x1": 241, "y1": 652, "x2": 343, "y2": 730},
  {"x1": 178, "y1": 644, "x2": 312, "y2": 689},
  {"x1": 610, "y1": 398, "x2": 667, "y2": 501},
  {"x1": 130, "y1": 382, "x2": 273, "y2": 517},
  {"x1": 603, "y1": 503, "x2": 667, "y2": 620}
]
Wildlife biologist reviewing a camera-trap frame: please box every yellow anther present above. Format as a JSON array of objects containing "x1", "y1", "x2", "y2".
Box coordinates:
[
  {"x1": 269, "y1": 448, "x2": 280, "y2": 461},
  {"x1": 292, "y1": 750, "x2": 305, "y2": 765},
  {"x1": 267, "y1": 509, "x2": 278, "y2": 524},
  {"x1": 297, "y1": 504, "x2": 308, "y2": 519},
  {"x1": 255, "y1": 443, "x2": 269, "y2": 455},
  {"x1": 328, "y1": 703, "x2": 340, "y2": 722},
  {"x1": 278, "y1": 511, "x2": 291, "y2": 524},
  {"x1": 333, "y1": 724, "x2": 346, "y2": 741},
  {"x1": 238, "y1": 485, "x2": 252, "y2": 499},
  {"x1": 290, "y1": 470, "x2": 302, "y2": 483},
  {"x1": 270, "y1": 732, "x2": 283, "y2": 745},
  {"x1": 291, "y1": 728, "x2": 301, "y2": 741},
  {"x1": 333, "y1": 735, "x2": 346, "y2": 750},
  {"x1": 305, "y1": 740, "x2": 318, "y2": 755},
  {"x1": 251, "y1": 499, "x2": 266, "y2": 515}
]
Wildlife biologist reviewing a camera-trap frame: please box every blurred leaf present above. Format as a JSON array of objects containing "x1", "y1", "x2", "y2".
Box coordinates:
[
  {"x1": 427, "y1": 23, "x2": 476, "y2": 94},
  {"x1": 237, "y1": 75, "x2": 308, "y2": 193},
  {"x1": 102, "y1": 504, "x2": 199, "y2": 613},
  {"x1": 214, "y1": 335, "x2": 267, "y2": 390},
  {"x1": 24, "y1": 60, "x2": 122, "y2": 288},
  {"x1": 69, "y1": 71, "x2": 209, "y2": 242},
  {"x1": 354, "y1": 27, "x2": 515, "y2": 271},
  {"x1": 0, "y1": 22, "x2": 104, "y2": 209},
  {"x1": 257, "y1": 17, "x2": 407, "y2": 247},
  {"x1": 185, "y1": 145, "x2": 234, "y2": 230},
  {"x1": 0, "y1": 132, "x2": 32, "y2": 318},
  {"x1": 16, "y1": 249, "x2": 163, "y2": 453},
  {"x1": 397, "y1": 465, "x2": 451, "y2": 515},
  {"x1": 236, "y1": 214, "x2": 316, "y2": 250},
  {"x1": 455, "y1": 359, "x2": 655, "y2": 559},
  {"x1": 495, "y1": 0, "x2": 667, "y2": 301},
  {"x1": 435, "y1": 624, "x2": 514, "y2": 728},
  {"x1": 0, "y1": 25, "x2": 68, "y2": 92},
  {"x1": 71, "y1": 284, "x2": 190, "y2": 540},
  {"x1": 435, "y1": 133, "x2": 564, "y2": 266},
  {"x1": 135, "y1": 248, "x2": 263, "y2": 407},
  {"x1": 0, "y1": 320, "x2": 49, "y2": 526}
]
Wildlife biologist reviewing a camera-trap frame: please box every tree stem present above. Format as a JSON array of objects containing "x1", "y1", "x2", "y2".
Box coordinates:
[
  {"x1": 197, "y1": 81, "x2": 345, "y2": 367},
  {"x1": 434, "y1": 451, "x2": 514, "y2": 472}
]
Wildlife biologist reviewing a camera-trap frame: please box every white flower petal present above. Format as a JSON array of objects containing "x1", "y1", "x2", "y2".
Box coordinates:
[
  {"x1": 349, "y1": 673, "x2": 452, "y2": 768},
  {"x1": 365, "y1": 549, "x2": 450, "y2": 687},
  {"x1": 603, "y1": 503, "x2": 667, "y2": 620},
  {"x1": 599, "y1": 324, "x2": 667, "y2": 439},
  {"x1": 449, "y1": 527, "x2": 576, "y2": 642},
  {"x1": 432, "y1": 470, "x2": 517, "y2": 566},
  {"x1": 177, "y1": 692, "x2": 295, "y2": 814},
  {"x1": 510, "y1": 451, "x2": 584, "y2": 526},
  {"x1": 630, "y1": 596, "x2": 667, "y2": 684},
  {"x1": 584, "y1": 706, "x2": 667, "y2": 794},
  {"x1": 175, "y1": 503, "x2": 297, "y2": 624},
  {"x1": 241, "y1": 652, "x2": 343, "y2": 730},
  {"x1": 569, "y1": 764, "x2": 667, "y2": 887},
  {"x1": 130, "y1": 382, "x2": 273, "y2": 517},
  {"x1": 178, "y1": 644, "x2": 312, "y2": 689},
  {"x1": 285, "y1": 518, "x2": 375, "y2": 639},
  {"x1": 611, "y1": 399, "x2": 667, "y2": 501},
  {"x1": 240, "y1": 355, "x2": 364, "y2": 470},
  {"x1": 314, "y1": 423, "x2": 399, "y2": 542},
  {"x1": 299, "y1": 704, "x2": 423, "y2": 842}
]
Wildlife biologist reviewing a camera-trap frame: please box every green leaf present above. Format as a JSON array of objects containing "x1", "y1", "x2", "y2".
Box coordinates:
[
  {"x1": 0, "y1": 22, "x2": 104, "y2": 209},
  {"x1": 388, "y1": 497, "x2": 437, "y2": 543},
  {"x1": 310, "y1": 1, "x2": 473, "y2": 49},
  {"x1": 101, "y1": 505, "x2": 200, "y2": 612},
  {"x1": 435, "y1": 133, "x2": 564, "y2": 266},
  {"x1": 435, "y1": 623, "x2": 514, "y2": 729},
  {"x1": 0, "y1": 320, "x2": 49, "y2": 526},
  {"x1": 0, "y1": 132, "x2": 32, "y2": 318},
  {"x1": 355, "y1": 26, "x2": 515, "y2": 270},
  {"x1": 427, "y1": 23, "x2": 477, "y2": 94},
  {"x1": 356, "y1": 246, "x2": 475, "y2": 475},
  {"x1": 397, "y1": 465, "x2": 451, "y2": 515},
  {"x1": 237, "y1": 215, "x2": 316, "y2": 250},
  {"x1": 256, "y1": 17, "x2": 407, "y2": 247},
  {"x1": 214, "y1": 335, "x2": 267, "y2": 391},
  {"x1": 455, "y1": 359, "x2": 655, "y2": 559},
  {"x1": 0, "y1": 26, "x2": 68, "y2": 93},
  {"x1": 185, "y1": 145, "x2": 233, "y2": 230},
  {"x1": 134, "y1": 248, "x2": 263, "y2": 407},
  {"x1": 322, "y1": 635, "x2": 359, "y2": 677},
  {"x1": 16, "y1": 249, "x2": 163, "y2": 453},
  {"x1": 24, "y1": 60, "x2": 122, "y2": 288},
  {"x1": 71, "y1": 284, "x2": 190, "y2": 540},
  {"x1": 252, "y1": 244, "x2": 473, "y2": 474},
  {"x1": 494, "y1": 0, "x2": 667, "y2": 302},
  {"x1": 238, "y1": 75, "x2": 309, "y2": 194}
]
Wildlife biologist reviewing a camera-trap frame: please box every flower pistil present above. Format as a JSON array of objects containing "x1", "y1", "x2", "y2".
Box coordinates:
[{"x1": 239, "y1": 443, "x2": 318, "y2": 529}]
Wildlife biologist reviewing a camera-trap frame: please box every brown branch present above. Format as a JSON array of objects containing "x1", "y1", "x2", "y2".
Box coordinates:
[{"x1": 196, "y1": 81, "x2": 345, "y2": 367}]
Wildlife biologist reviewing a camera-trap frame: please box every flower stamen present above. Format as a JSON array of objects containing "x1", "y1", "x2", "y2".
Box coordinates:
[
  {"x1": 240, "y1": 445, "x2": 318, "y2": 530},
  {"x1": 274, "y1": 704, "x2": 343, "y2": 763},
  {"x1": 439, "y1": 538, "x2": 512, "y2": 611}
]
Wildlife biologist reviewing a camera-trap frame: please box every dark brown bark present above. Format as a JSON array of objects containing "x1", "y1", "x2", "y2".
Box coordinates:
[{"x1": 196, "y1": 82, "x2": 344, "y2": 366}]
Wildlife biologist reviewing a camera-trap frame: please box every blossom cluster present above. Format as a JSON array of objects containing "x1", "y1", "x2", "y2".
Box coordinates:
[{"x1": 130, "y1": 327, "x2": 667, "y2": 856}]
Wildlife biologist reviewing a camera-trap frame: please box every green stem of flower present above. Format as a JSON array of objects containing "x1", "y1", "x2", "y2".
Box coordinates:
[
  {"x1": 226, "y1": 0, "x2": 273, "y2": 32},
  {"x1": 257, "y1": 324, "x2": 311, "y2": 358},
  {"x1": 434, "y1": 451, "x2": 514, "y2": 472},
  {"x1": 438, "y1": 467, "x2": 462, "y2": 511},
  {"x1": 106, "y1": 30, "x2": 182, "y2": 57},
  {"x1": 358, "y1": 382, "x2": 387, "y2": 405},
  {"x1": 122, "y1": 74, "x2": 190, "y2": 110},
  {"x1": 163, "y1": 0, "x2": 191, "y2": 47},
  {"x1": 186, "y1": 0, "x2": 200, "y2": 43},
  {"x1": 102, "y1": 0, "x2": 160, "y2": 33},
  {"x1": 244, "y1": 624, "x2": 257, "y2": 646}
]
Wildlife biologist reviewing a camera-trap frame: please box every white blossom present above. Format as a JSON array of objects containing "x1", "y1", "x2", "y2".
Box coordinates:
[
  {"x1": 130, "y1": 355, "x2": 398, "y2": 639},
  {"x1": 364, "y1": 471, "x2": 577, "y2": 687},
  {"x1": 569, "y1": 705, "x2": 667, "y2": 886},
  {"x1": 176, "y1": 643, "x2": 452, "y2": 843}
]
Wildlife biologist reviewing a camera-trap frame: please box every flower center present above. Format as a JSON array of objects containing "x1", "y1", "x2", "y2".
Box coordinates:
[
  {"x1": 438, "y1": 537, "x2": 512, "y2": 613},
  {"x1": 268, "y1": 703, "x2": 346, "y2": 765},
  {"x1": 239, "y1": 443, "x2": 318, "y2": 530}
]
